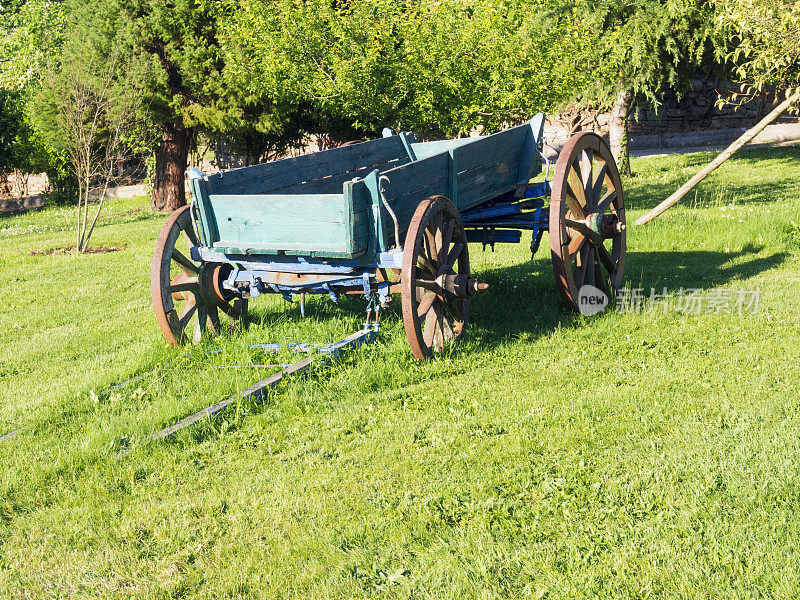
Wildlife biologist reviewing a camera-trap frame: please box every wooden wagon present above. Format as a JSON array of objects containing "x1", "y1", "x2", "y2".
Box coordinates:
[{"x1": 152, "y1": 113, "x2": 627, "y2": 359}]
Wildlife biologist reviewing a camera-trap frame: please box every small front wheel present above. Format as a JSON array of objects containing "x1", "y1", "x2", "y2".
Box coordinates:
[{"x1": 151, "y1": 205, "x2": 246, "y2": 346}]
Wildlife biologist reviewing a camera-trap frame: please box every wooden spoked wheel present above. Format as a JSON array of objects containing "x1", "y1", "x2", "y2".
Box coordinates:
[
  {"x1": 151, "y1": 205, "x2": 246, "y2": 346},
  {"x1": 549, "y1": 132, "x2": 626, "y2": 311},
  {"x1": 401, "y1": 196, "x2": 474, "y2": 360}
]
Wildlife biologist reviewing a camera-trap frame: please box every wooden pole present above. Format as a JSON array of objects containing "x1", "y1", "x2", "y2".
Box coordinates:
[{"x1": 634, "y1": 91, "x2": 800, "y2": 226}]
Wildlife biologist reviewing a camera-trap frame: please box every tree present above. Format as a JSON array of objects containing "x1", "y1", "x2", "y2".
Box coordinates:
[
  {"x1": 89, "y1": 0, "x2": 227, "y2": 211},
  {"x1": 224, "y1": 0, "x2": 588, "y2": 139},
  {"x1": 96, "y1": 0, "x2": 295, "y2": 212},
  {"x1": 0, "y1": 0, "x2": 68, "y2": 91},
  {"x1": 575, "y1": 0, "x2": 725, "y2": 174},
  {"x1": 0, "y1": 90, "x2": 26, "y2": 190},
  {"x1": 35, "y1": 36, "x2": 144, "y2": 251},
  {"x1": 715, "y1": 0, "x2": 800, "y2": 92}
]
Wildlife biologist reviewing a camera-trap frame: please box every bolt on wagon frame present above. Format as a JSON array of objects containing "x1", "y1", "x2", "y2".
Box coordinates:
[{"x1": 152, "y1": 113, "x2": 626, "y2": 359}]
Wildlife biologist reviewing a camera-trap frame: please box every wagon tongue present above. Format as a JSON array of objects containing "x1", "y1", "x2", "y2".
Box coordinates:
[{"x1": 434, "y1": 274, "x2": 488, "y2": 298}]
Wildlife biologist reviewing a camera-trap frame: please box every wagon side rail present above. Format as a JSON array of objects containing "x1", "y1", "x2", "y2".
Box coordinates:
[{"x1": 376, "y1": 114, "x2": 546, "y2": 249}]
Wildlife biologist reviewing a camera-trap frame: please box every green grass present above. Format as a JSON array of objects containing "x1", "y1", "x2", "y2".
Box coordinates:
[{"x1": 2, "y1": 146, "x2": 800, "y2": 598}]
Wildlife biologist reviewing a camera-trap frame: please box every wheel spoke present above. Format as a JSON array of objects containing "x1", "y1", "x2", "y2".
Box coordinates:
[
  {"x1": 574, "y1": 244, "x2": 590, "y2": 289},
  {"x1": 417, "y1": 253, "x2": 437, "y2": 276},
  {"x1": 424, "y1": 228, "x2": 439, "y2": 268},
  {"x1": 596, "y1": 189, "x2": 617, "y2": 215},
  {"x1": 568, "y1": 233, "x2": 586, "y2": 257},
  {"x1": 580, "y1": 149, "x2": 593, "y2": 207},
  {"x1": 422, "y1": 303, "x2": 440, "y2": 347},
  {"x1": 218, "y1": 300, "x2": 240, "y2": 319},
  {"x1": 445, "y1": 243, "x2": 464, "y2": 270},
  {"x1": 417, "y1": 291, "x2": 436, "y2": 317},
  {"x1": 193, "y1": 304, "x2": 208, "y2": 343},
  {"x1": 585, "y1": 249, "x2": 597, "y2": 288},
  {"x1": 437, "y1": 218, "x2": 455, "y2": 267},
  {"x1": 178, "y1": 299, "x2": 197, "y2": 330},
  {"x1": 565, "y1": 186, "x2": 586, "y2": 219},
  {"x1": 184, "y1": 222, "x2": 198, "y2": 246},
  {"x1": 416, "y1": 279, "x2": 439, "y2": 292},
  {"x1": 568, "y1": 163, "x2": 588, "y2": 209},
  {"x1": 445, "y1": 300, "x2": 464, "y2": 323},
  {"x1": 590, "y1": 162, "x2": 607, "y2": 207},
  {"x1": 594, "y1": 252, "x2": 609, "y2": 297},
  {"x1": 170, "y1": 279, "x2": 200, "y2": 294},
  {"x1": 207, "y1": 305, "x2": 220, "y2": 334},
  {"x1": 172, "y1": 249, "x2": 199, "y2": 275},
  {"x1": 582, "y1": 232, "x2": 618, "y2": 275}
]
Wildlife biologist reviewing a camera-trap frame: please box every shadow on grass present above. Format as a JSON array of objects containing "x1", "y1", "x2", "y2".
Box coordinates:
[
  {"x1": 225, "y1": 245, "x2": 787, "y2": 355},
  {"x1": 463, "y1": 246, "x2": 787, "y2": 350}
]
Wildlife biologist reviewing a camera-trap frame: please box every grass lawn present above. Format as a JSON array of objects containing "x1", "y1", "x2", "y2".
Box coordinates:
[{"x1": 1, "y1": 146, "x2": 800, "y2": 598}]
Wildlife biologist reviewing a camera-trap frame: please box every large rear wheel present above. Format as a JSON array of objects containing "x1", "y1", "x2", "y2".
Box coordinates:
[{"x1": 549, "y1": 132, "x2": 626, "y2": 312}]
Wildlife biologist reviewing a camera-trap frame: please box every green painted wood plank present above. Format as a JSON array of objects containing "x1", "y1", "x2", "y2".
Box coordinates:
[
  {"x1": 411, "y1": 138, "x2": 475, "y2": 160},
  {"x1": 517, "y1": 114, "x2": 546, "y2": 183},
  {"x1": 206, "y1": 136, "x2": 409, "y2": 196},
  {"x1": 453, "y1": 124, "x2": 528, "y2": 173},
  {"x1": 279, "y1": 161, "x2": 403, "y2": 196},
  {"x1": 380, "y1": 152, "x2": 450, "y2": 199},
  {"x1": 456, "y1": 153, "x2": 520, "y2": 210},
  {"x1": 210, "y1": 193, "x2": 357, "y2": 256},
  {"x1": 188, "y1": 174, "x2": 218, "y2": 247}
]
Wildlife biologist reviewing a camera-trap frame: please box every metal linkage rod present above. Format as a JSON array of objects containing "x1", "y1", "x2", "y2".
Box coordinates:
[
  {"x1": 123, "y1": 326, "x2": 380, "y2": 452},
  {"x1": 149, "y1": 356, "x2": 316, "y2": 442}
]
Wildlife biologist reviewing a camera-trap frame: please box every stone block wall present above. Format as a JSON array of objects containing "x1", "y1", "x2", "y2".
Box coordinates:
[{"x1": 543, "y1": 80, "x2": 800, "y2": 148}]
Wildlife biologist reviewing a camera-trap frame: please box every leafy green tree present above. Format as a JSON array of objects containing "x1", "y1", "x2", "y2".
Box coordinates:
[
  {"x1": 0, "y1": 87, "x2": 56, "y2": 194},
  {"x1": 93, "y1": 0, "x2": 229, "y2": 211},
  {"x1": 715, "y1": 0, "x2": 800, "y2": 92},
  {"x1": 1, "y1": 0, "x2": 72, "y2": 196},
  {"x1": 575, "y1": 0, "x2": 725, "y2": 174},
  {"x1": 224, "y1": 0, "x2": 587, "y2": 138},
  {"x1": 83, "y1": 0, "x2": 303, "y2": 211},
  {"x1": 0, "y1": 89, "x2": 25, "y2": 183},
  {"x1": 0, "y1": 0, "x2": 68, "y2": 91}
]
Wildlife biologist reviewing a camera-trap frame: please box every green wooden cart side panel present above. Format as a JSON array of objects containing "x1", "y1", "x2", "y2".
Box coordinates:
[
  {"x1": 455, "y1": 147, "x2": 522, "y2": 210},
  {"x1": 208, "y1": 193, "x2": 365, "y2": 258},
  {"x1": 410, "y1": 137, "x2": 475, "y2": 160},
  {"x1": 450, "y1": 124, "x2": 529, "y2": 211},
  {"x1": 517, "y1": 113, "x2": 546, "y2": 182},
  {"x1": 378, "y1": 152, "x2": 451, "y2": 246},
  {"x1": 345, "y1": 178, "x2": 375, "y2": 256},
  {"x1": 189, "y1": 175, "x2": 218, "y2": 248},
  {"x1": 205, "y1": 136, "x2": 411, "y2": 196},
  {"x1": 281, "y1": 162, "x2": 395, "y2": 196}
]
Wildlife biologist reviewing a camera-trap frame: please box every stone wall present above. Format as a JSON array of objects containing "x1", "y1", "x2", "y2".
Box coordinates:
[{"x1": 543, "y1": 80, "x2": 800, "y2": 148}]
